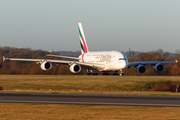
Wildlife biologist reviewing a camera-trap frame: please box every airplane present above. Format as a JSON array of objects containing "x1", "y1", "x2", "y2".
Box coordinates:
[{"x1": 3, "y1": 23, "x2": 178, "y2": 75}]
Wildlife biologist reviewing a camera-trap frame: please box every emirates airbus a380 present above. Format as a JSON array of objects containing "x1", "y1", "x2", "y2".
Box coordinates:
[{"x1": 3, "y1": 23, "x2": 178, "y2": 75}]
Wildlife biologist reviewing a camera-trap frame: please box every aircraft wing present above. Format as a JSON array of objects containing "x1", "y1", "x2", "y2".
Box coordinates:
[
  {"x1": 3, "y1": 56, "x2": 105, "y2": 70},
  {"x1": 128, "y1": 61, "x2": 178, "y2": 67},
  {"x1": 46, "y1": 54, "x2": 81, "y2": 60}
]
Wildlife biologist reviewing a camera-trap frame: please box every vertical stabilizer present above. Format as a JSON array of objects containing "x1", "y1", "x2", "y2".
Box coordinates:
[{"x1": 78, "y1": 23, "x2": 89, "y2": 54}]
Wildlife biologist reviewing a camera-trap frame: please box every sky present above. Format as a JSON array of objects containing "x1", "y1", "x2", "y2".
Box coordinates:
[{"x1": 0, "y1": 0, "x2": 180, "y2": 53}]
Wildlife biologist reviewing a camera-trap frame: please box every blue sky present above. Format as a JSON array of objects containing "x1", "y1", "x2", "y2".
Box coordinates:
[{"x1": 0, "y1": 0, "x2": 180, "y2": 52}]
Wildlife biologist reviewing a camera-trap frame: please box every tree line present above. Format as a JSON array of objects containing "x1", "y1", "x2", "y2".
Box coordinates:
[{"x1": 0, "y1": 46, "x2": 180, "y2": 75}]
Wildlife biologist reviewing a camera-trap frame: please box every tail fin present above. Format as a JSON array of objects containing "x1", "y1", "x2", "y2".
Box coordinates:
[{"x1": 78, "y1": 23, "x2": 89, "y2": 54}]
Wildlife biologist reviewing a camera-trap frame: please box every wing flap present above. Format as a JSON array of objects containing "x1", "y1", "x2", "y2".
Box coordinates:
[{"x1": 46, "y1": 54, "x2": 81, "y2": 60}]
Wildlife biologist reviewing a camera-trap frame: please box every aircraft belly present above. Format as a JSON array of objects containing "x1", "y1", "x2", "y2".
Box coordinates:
[{"x1": 105, "y1": 62, "x2": 126, "y2": 71}]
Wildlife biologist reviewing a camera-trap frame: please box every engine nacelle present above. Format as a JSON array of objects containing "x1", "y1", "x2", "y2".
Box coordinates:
[
  {"x1": 40, "y1": 61, "x2": 52, "y2": 70},
  {"x1": 135, "y1": 64, "x2": 146, "y2": 74},
  {"x1": 154, "y1": 63, "x2": 164, "y2": 72},
  {"x1": 69, "y1": 63, "x2": 81, "y2": 73}
]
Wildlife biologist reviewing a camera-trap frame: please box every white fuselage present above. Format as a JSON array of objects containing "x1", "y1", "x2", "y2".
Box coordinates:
[{"x1": 79, "y1": 51, "x2": 128, "y2": 72}]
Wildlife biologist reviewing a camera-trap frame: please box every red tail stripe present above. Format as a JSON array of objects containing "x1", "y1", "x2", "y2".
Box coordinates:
[{"x1": 82, "y1": 54, "x2": 85, "y2": 62}]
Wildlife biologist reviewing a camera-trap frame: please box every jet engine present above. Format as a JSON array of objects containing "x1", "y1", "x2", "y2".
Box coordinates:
[
  {"x1": 40, "y1": 61, "x2": 52, "y2": 70},
  {"x1": 135, "y1": 64, "x2": 146, "y2": 74},
  {"x1": 154, "y1": 63, "x2": 164, "y2": 72},
  {"x1": 69, "y1": 63, "x2": 81, "y2": 73}
]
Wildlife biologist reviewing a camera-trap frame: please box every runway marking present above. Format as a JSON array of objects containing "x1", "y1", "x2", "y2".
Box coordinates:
[
  {"x1": 1, "y1": 93, "x2": 180, "y2": 107},
  {"x1": 1, "y1": 100, "x2": 180, "y2": 107}
]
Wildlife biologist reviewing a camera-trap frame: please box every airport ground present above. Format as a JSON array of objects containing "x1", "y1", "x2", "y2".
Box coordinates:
[
  {"x1": 1, "y1": 75, "x2": 180, "y2": 95},
  {"x1": 1, "y1": 75, "x2": 180, "y2": 119},
  {"x1": 1, "y1": 103, "x2": 180, "y2": 120}
]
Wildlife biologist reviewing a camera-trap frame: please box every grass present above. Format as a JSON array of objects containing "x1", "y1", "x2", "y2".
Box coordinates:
[
  {"x1": 1, "y1": 103, "x2": 180, "y2": 120},
  {"x1": 1, "y1": 75, "x2": 180, "y2": 120},
  {"x1": 1, "y1": 75, "x2": 180, "y2": 96}
]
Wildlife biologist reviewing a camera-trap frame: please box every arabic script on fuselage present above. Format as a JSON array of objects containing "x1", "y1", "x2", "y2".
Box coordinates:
[{"x1": 96, "y1": 54, "x2": 112, "y2": 61}]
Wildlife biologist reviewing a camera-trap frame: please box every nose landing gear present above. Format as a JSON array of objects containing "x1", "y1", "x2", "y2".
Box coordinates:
[{"x1": 119, "y1": 69, "x2": 124, "y2": 76}]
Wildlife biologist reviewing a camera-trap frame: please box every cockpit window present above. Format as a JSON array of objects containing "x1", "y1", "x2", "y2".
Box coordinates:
[{"x1": 119, "y1": 58, "x2": 126, "y2": 60}]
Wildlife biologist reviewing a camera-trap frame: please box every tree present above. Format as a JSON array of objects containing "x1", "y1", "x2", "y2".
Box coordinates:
[
  {"x1": 171, "y1": 58, "x2": 180, "y2": 75},
  {"x1": 174, "y1": 49, "x2": 180, "y2": 60},
  {"x1": 126, "y1": 51, "x2": 135, "y2": 58},
  {"x1": 151, "y1": 49, "x2": 169, "y2": 61},
  {"x1": 137, "y1": 53, "x2": 153, "y2": 61}
]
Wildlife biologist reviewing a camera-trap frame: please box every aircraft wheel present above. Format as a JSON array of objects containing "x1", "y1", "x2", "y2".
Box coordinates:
[
  {"x1": 102, "y1": 72, "x2": 110, "y2": 75},
  {"x1": 113, "y1": 73, "x2": 119, "y2": 75},
  {"x1": 87, "y1": 73, "x2": 91, "y2": 75},
  {"x1": 92, "y1": 73, "x2": 98, "y2": 75}
]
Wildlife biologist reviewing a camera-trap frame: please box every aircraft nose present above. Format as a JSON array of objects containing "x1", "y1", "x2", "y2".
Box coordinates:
[
  {"x1": 118, "y1": 60, "x2": 127, "y2": 69},
  {"x1": 123, "y1": 60, "x2": 127, "y2": 68}
]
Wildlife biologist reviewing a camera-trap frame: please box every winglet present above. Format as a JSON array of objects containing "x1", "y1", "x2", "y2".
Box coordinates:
[
  {"x1": 2, "y1": 56, "x2": 9, "y2": 62},
  {"x1": 2, "y1": 56, "x2": 6, "y2": 62}
]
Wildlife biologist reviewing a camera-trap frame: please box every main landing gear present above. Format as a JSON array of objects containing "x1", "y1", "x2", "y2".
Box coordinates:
[
  {"x1": 102, "y1": 72, "x2": 110, "y2": 75},
  {"x1": 87, "y1": 73, "x2": 98, "y2": 75},
  {"x1": 112, "y1": 70, "x2": 124, "y2": 76},
  {"x1": 100, "y1": 70, "x2": 124, "y2": 76},
  {"x1": 87, "y1": 68, "x2": 112, "y2": 75},
  {"x1": 87, "y1": 69, "x2": 99, "y2": 75},
  {"x1": 87, "y1": 69, "x2": 124, "y2": 76}
]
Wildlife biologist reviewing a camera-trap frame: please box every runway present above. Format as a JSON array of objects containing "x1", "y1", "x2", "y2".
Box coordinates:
[{"x1": 1, "y1": 93, "x2": 180, "y2": 107}]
